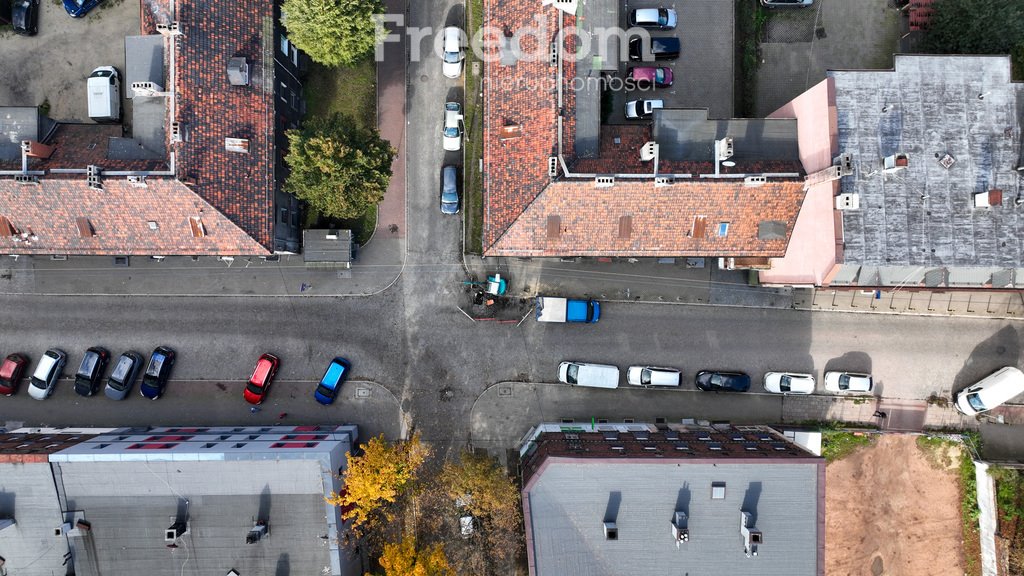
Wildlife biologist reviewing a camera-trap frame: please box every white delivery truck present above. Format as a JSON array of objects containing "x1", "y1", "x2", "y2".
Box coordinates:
[
  {"x1": 558, "y1": 361, "x2": 619, "y2": 389},
  {"x1": 87, "y1": 66, "x2": 121, "y2": 122},
  {"x1": 954, "y1": 366, "x2": 1024, "y2": 415}
]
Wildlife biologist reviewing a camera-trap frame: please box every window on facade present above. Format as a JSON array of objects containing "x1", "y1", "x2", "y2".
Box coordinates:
[
  {"x1": 291, "y1": 210, "x2": 299, "y2": 227},
  {"x1": 280, "y1": 36, "x2": 289, "y2": 55},
  {"x1": 291, "y1": 47, "x2": 299, "y2": 67},
  {"x1": 280, "y1": 208, "x2": 288, "y2": 223}
]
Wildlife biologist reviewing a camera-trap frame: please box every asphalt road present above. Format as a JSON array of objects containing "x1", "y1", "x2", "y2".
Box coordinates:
[
  {"x1": 0, "y1": 292, "x2": 1020, "y2": 450},
  {"x1": 0, "y1": 0, "x2": 1020, "y2": 451}
]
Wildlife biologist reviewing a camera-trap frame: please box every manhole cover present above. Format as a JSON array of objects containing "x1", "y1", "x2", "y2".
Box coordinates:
[
  {"x1": 356, "y1": 388, "x2": 371, "y2": 398},
  {"x1": 420, "y1": 74, "x2": 429, "y2": 82},
  {"x1": 498, "y1": 385, "x2": 513, "y2": 397}
]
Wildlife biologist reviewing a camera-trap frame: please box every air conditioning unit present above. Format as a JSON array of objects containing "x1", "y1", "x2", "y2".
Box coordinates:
[{"x1": 717, "y1": 137, "x2": 734, "y2": 160}]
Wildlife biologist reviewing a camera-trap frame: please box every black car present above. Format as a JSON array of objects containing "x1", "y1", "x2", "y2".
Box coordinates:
[
  {"x1": 140, "y1": 346, "x2": 175, "y2": 400},
  {"x1": 12, "y1": 0, "x2": 39, "y2": 35},
  {"x1": 695, "y1": 370, "x2": 751, "y2": 392},
  {"x1": 628, "y1": 36, "x2": 680, "y2": 61},
  {"x1": 74, "y1": 347, "x2": 110, "y2": 397}
]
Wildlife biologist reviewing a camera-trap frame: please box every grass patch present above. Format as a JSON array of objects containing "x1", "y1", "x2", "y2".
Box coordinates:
[
  {"x1": 463, "y1": 0, "x2": 485, "y2": 255},
  {"x1": 958, "y1": 446, "x2": 981, "y2": 576},
  {"x1": 304, "y1": 57, "x2": 377, "y2": 131},
  {"x1": 915, "y1": 435, "x2": 960, "y2": 470},
  {"x1": 821, "y1": 430, "x2": 873, "y2": 463},
  {"x1": 299, "y1": 56, "x2": 378, "y2": 242},
  {"x1": 735, "y1": 0, "x2": 770, "y2": 117}
]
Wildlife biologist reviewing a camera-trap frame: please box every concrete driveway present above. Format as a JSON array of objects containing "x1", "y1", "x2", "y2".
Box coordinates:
[
  {"x1": 0, "y1": 0, "x2": 139, "y2": 120},
  {"x1": 613, "y1": 0, "x2": 735, "y2": 123}
]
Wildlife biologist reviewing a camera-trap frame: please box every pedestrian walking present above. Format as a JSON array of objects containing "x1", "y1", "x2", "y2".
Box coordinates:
[{"x1": 872, "y1": 410, "x2": 887, "y2": 418}]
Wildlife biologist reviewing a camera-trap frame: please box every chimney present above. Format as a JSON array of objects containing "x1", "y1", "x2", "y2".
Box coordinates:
[
  {"x1": 245, "y1": 521, "x2": 267, "y2": 544},
  {"x1": 603, "y1": 521, "x2": 618, "y2": 540},
  {"x1": 165, "y1": 521, "x2": 188, "y2": 542},
  {"x1": 21, "y1": 140, "x2": 54, "y2": 159},
  {"x1": 227, "y1": 57, "x2": 250, "y2": 86},
  {"x1": 671, "y1": 511, "x2": 688, "y2": 545},
  {"x1": 740, "y1": 511, "x2": 762, "y2": 558}
]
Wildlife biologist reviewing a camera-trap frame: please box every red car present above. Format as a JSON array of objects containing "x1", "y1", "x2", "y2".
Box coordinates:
[
  {"x1": 243, "y1": 353, "x2": 280, "y2": 405},
  {"x1": 0, "y1": 353, "x2": 29, "y2": 396},
  {"x1": 627, "y1": 66, "x2": 674, "y2": 88}
]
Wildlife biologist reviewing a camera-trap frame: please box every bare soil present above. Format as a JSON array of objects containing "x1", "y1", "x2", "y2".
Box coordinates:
[{"x1": 826, "y1": 434, "x2": 964, "y2": 576}]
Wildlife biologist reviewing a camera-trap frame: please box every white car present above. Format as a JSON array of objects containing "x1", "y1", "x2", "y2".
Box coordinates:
[
  {"x1": 626, "y1": 366, "x2": 681, "y2": 387},
  {"x1": 443, "y1": 102, "x2": 463, "y2": 152},
  {"x1": 824, "y1": 371, "x2": 873, "y2": 393},
  {"x1": 442, "y1": 27, "x2": 464, "y2": 79},
  {"x1": 29, "y1": 348, "x2": 66, "y2": 400},
  {"x1": 763, "y1": 372, "x2": 815, "y2": 394}
]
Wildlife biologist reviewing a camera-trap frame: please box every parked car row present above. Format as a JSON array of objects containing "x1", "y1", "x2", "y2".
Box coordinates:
[
  {"x1": 557, "y1": 361, "x2": 875, "y2": 395},
  {"x1": 243, "y1": 353, "x2": 351, "y2": 406},
  {"x1": 9, "y1": 0, "x2": 106, "y2": 36},
  {"x1": 0, "y1": 347, "x2": 175, "y2": 401}
]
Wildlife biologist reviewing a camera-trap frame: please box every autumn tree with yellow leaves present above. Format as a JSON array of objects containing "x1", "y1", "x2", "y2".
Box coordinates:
[
  {"x1": 371, "y1": 537, "x2": 455, "y2": 576},
  {"x1": 326, "y1": 433, "x2": 430, "y2": 535},
  {"x1": 439, "y1": 451, "x2": 523, "y2": 563}
]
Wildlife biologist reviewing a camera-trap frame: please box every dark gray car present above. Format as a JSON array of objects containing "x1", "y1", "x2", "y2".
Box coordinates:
[
  {"x1": 441, "y1": 165, "x2": 459, "y2": 214},
  {"x1": 104, "y1": 351, "x2": 143, "y2": 400}
]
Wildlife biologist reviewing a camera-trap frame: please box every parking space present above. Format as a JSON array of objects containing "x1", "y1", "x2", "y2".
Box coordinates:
[
  {"x1": 612, "y1": 0, "x2": 735, "y2": 124},
  {"x1": 1, "y1": 0, "x2": 139, "y2": 121}
]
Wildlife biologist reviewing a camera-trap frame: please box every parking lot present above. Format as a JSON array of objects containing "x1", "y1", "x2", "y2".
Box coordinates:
[
  {"x1": 611, "y1": 0, "x2": 735, "y2": 124},
  {"x1": 1, "y1": 0, "x2": 139, "y2": 121}
]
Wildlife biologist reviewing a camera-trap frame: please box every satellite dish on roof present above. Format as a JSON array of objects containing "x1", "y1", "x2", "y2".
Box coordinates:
[{"x1": 722, "y1": 161, "x2": 736, "y2": 167}]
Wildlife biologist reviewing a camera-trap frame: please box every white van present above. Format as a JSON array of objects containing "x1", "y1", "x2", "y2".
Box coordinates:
[
  {"x1": 558, "y1": 362, "x2": 619, "y2": 389},
  {"x1": 87, "y1": 66, "x2": 121, "y2": 122},
  {"x1": 626, "y1": 366, "x2": 681, "y2": 387},
  {"x1": 955, "y1": 366, "x2": 1024, "y2": 416}
]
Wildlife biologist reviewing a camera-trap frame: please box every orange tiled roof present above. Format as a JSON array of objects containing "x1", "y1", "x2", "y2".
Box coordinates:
[
  {"x1": 483, "y1": 0, "x2": 807, "y2": 257},
  {"x1": 0, "y1": 180, "x2": 267, "y2": 255},
  {"x1": 489, "y1": 179, "x2": 806, "y2": 257}
]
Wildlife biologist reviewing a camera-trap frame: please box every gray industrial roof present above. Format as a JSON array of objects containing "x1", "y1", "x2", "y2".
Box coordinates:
[
  {"x1": 653, "y1": 109, "x2": 800, "y2": 162},
  {"x1": 833, "y1": 55, "x2": 1024, "y2": 269},
  {"x1": 0, "y1": 462, "x2": 69, "y2": 576},
  {"x1": 525, "y1": 460, "x2": 821, "y2": 576},
  {"x1": 56, "y1": 460, "x2": 336, "y2": 576}
]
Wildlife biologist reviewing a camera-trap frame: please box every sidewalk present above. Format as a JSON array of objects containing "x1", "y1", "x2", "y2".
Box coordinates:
[{"x1": 466, "y1": 256, "x2": 1024, "y2": 320}]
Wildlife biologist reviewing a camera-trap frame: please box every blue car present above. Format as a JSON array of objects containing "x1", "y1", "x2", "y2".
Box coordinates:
[
  {"x1": 314, "y1": 357, "x2": 351, "y2": 405},
  {"x1": 140, "y1": 346, "x2": 175, "y2": 400},
  {"x1": 63, "y1": 0, "x2": 102, "y2": 18}
]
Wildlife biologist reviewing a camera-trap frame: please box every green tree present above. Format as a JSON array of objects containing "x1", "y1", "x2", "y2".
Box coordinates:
[
  {"x1": 326, "y1": 433, "x2": 430, "y2": 534},
  {"x1": 281, "y1": 0, "x2": 385, "y2": 67},
  {"x1": 285, "y1": 113, "x2": 394, "y2": 220},
  {"x1": 373, "y1": 537, "x2": 455, "y2": 576},
  {"x1": 921, "y1": 0, "x2": 1024, "y2": 77}
]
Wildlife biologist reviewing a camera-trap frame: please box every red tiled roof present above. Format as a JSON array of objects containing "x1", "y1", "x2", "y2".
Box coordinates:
[
  {"x1": 488, "y1": 179, "x2": 806, "y2": 257},
  {"x1": 0, "y1": 179, "x2": 267, "y2": 255},
  {"x1": 0, "y1": 125, "x2": 167, "y2": 172},
  {"x1": 174, "y1": 0, "x2": 276, "y2": 249},
  {"x1": 482, "y1": 0, "x2": 563, "y2": 249}
]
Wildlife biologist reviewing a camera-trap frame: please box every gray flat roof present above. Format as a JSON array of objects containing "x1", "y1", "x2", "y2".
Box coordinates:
[
  {"x1": 526, "y1": 461, "x2": 821, "y2": 576},
  {"x1": 303, "y1": 229, "x2": 353, "y2": 263},
  {"x1": 58, "y1": 460, "x2": 336, "y2": 576},
  {"x1": 0, "y1": 462, "x2": 69, "y2": 576},
  {"x1": 0, "y1": 107, "x2": 51, "y2": 161},
  {"x1": 833, "y1": 55, "x2": 1024, "y2": 268},
  {"x1": 125, "y1": 35, "x2": 165, "y2": 99},
  {"x1": 653, "y1": 109, "x2": 800, "y2": 162}
]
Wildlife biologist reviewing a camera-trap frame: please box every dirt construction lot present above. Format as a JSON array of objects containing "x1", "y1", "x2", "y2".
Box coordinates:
[{"x1": 827, "y1": 434, "x2": 964, "y2": 576}]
